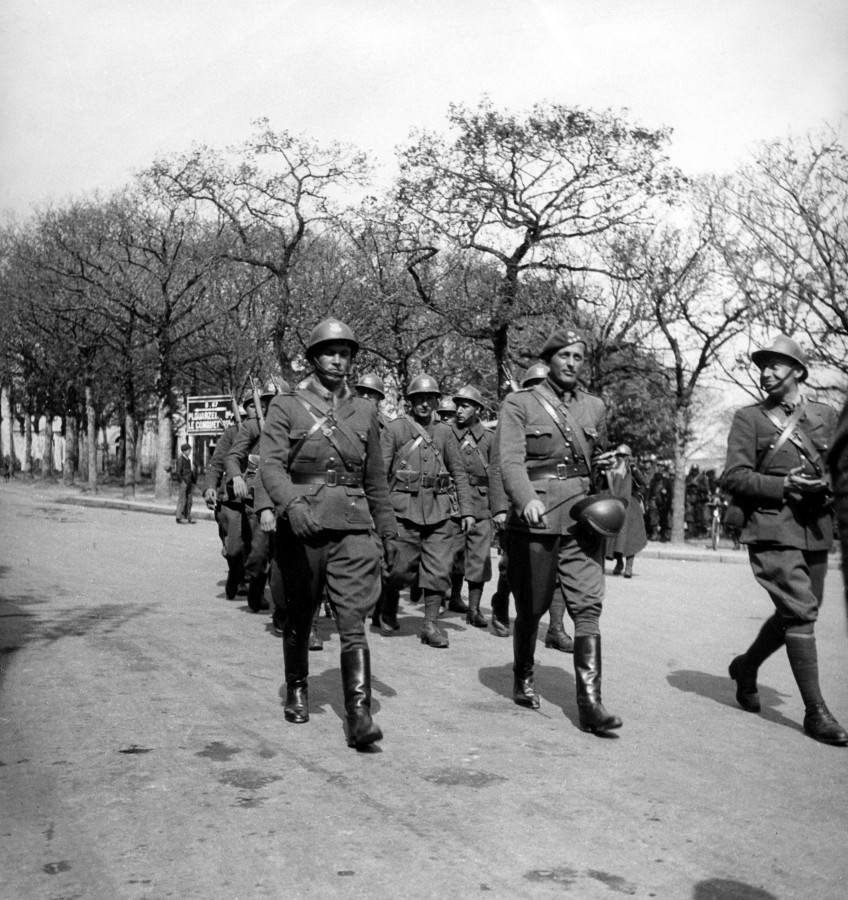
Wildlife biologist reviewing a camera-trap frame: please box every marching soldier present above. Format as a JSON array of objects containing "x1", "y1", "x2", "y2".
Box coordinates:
[
  {"x1": 380, "y1": 375, "x2": 474, "y2": 648},
  {"x1": 200, "y1": 419, "x2": 245, "y2": 599},
  {"x1": 436, "y1": 397, "x2": 457, "y2": 425},
  {"x1": 446, "y1": 386, "x2": 495, "y2": 627},
  {"x1": 495, "y1": 326, "x2": 623, "y2": 734},
  {"x1": 258, "y1": 318, "x2": 399, "y2": 749},
  {"x1": 724, "y1": 335, "x2": 847, "y2": 745},
  {"x1": 489, "y1": 362, "x2": 575, "y2": 653},
  {"x1": 355, "y1": 373, "x2": 392, "y2": 430},
  {"x1": 828, "y1": 393, "x2": 848, "y2": 620},
  {"x1": 225, "y1": 383, "x2": 280, "y2": 614}
]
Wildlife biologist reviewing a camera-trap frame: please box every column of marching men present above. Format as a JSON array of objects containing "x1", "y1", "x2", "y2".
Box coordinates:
[{"x1": 199, "y1": 318, "x2": 848, "y2": 751}]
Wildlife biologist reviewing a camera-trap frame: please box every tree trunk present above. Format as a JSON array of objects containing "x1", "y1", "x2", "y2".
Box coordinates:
[
  {"x1": 41, "y1": 413, "x2": 54, "y2": 479},
  {"x1": 86, "y1": 383, "x2": 98, "y2": 493},
  {"x1": 63, "y1": 415, "x2": 78, "y2": 485},
  {"x1": 1, "y1": 383, "x2": 16, "y2": 475},
  {"x1": 154, "y1": 397, "x2": 174, "y2": 501},
  {"x1": 22, "y1": 410, "x2": 33, "y2": 477},
  {"x1": 671, "y1": 407, "x2": 688, "y2": 543},
  {"x1": 123, "y1": 412, "x2": 136, "y2": 499}
]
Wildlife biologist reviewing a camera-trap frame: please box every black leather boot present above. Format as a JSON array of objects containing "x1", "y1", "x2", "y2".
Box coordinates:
[
  {"x1": 247, "y1": 572, "x2": 268, "y2": 612},
  {"x1": 375, "y1": 585, "x2": 400, "y2": 634},
  {"x1": 283, "y1": 633, "x2": 309, "y2": 724},
  {"x1": 225, "y1": 559, "x2": 243, "y2": 600},
  {"x1": 465, "y1": 583, "x2": 487, "y2": 628},
  {"x1": 513, "y1": 627, "x2": 540, "y2": 709},
  {"x1": 490, "y1": 573, "x2": 510, "y2": 637},
  {"x1": 447, "y1": 573, "x2": 469, "y2": 613},
  {"x1": 340, "y1": 647, "x2": 383, "y2": 748},
  {"x1": 785, "y1": 632, "x2": 848, "y2": 746},
  {"x1": 574, "y1": 634, "x2": 622, "y2": 733},
  {"x1": 728, "y1": 615, "x2": 786, "y2": 713},
  {"x1": 544, "y1": 592, "x2": 574, "y2": 653}
]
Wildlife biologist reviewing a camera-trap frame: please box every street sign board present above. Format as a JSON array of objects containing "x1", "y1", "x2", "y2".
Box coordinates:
[{"x1": 186, "y1": 395, "x2": 237, "y2": 435}]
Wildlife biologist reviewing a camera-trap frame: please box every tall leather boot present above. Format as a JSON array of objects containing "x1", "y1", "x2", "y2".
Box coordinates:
[
  {"x1": 573, "y1": 634, "x2": 622, "y2": 733},
  {"x1": 340, "y1": 647, "x2": 383, "y2": 748},
  {"x1": 490, "y1": 572, "x2": 510, "y2": 637},
  {"x1": 282, "y1": 632, "x2": 309, "y2": 724},
  {"x1": 309, "y1": 606, "x2": 323, "y2": 651},
  {"x1": 465, "y1": 582, "x2": 487, "y2": 627},
  {"x1": 513, "y1": 626, "x2": 540, "y2": 708},
  {"x1": 785, "y1": 632, "x2": 848, "y2": 746},
  {"x1": 544, "y1": 591, "x2": 574, "y2": 653},
  {"x1": 225, "y1": 558, "x2": 243, "y2": 600},
  {"x1": 247, "y1": 571, "x2": 268, "y2": 612},
  {"x1": 728, "y1": 615, "x2": 785, "y2": 713}
]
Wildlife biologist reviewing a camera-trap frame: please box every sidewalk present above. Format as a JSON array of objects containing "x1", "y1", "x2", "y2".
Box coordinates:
[{"x1": 4, "y1": 477, "x2": 842, "y2": 567}]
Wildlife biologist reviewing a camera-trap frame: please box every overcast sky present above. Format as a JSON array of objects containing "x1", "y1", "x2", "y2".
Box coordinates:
[{"x1": 2, "y1": 0, "x2": 847, "y2": 216}]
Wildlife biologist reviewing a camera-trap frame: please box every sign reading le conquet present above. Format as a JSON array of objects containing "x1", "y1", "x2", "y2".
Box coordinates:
[{"x1": 186, "y1": 395, "x2": 236, "y2": 435}]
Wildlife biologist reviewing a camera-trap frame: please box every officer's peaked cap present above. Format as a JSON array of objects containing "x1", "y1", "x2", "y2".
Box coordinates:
[
  {"x1": 751, "y1": 335, "x2": 808, "y2": 382},
  {"x1": 539, "y1": 326, "x2": 587, "y2": 361},
  {"x1": 355, "y1": 372, "x2": 386, "y2": 398},
  {"x1": 453, "y1": 385, "x2": 484, "y2": 408},
  {"x1": 306, "y1": 318, "x2": 359, "y2": 358},
  {"x1": 521, "y1": 363, "x2": 550, "y2": 387},
  {"x1": 406, "y1": 374, "x2": 441, "y2": 397}
]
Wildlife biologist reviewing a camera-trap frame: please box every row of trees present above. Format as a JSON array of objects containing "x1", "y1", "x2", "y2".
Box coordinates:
[{"x1": 1, "y1": 99, "x2": 845, "y2": 540}]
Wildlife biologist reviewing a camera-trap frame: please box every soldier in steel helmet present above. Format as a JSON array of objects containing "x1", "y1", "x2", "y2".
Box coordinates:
[
  {"x1": 436, "y1": 397, "x2": 457, "y2": 425},
  {"x1": 443, "y1": 385, "x2": 496, "y2": 628},
  {"x1": 724, "y1": 335, "x2": 847, "y2": 746},
  {"x1": 379, "y1": 374, "x2": 475, "y2": 648},
  {"x1": 356, "y1": 373, "x2": 392, "y2": 430},
  {"x1": 200, "y1": 413, "x2": 246, "y2": 600},
  {"x1": 494, "y1": 326, "x2": 622, "y2": 734},
  {"x1": 225, "y1": 382, "x2": 281, "y2": 617},
  {"x1": 258, "y1": 318, "x2": 399, "y2": 749}
]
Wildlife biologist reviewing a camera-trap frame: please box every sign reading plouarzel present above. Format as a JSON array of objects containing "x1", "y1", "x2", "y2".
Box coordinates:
[{"x1": 186, "y1": 396, "x2": 236, "y2": 435}]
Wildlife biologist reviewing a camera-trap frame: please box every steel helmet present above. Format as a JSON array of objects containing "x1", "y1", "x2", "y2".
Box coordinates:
[
  {"x1": 453, "y1": 385, "x2": 484, "y2": 408},
  {"x1": 571, "y1": 495, "x2": 627, "y2": 537},
  {"x1": 615, "y1": 444, "x2": 632, "y2": 457},
  {"x1": 355, "y1": 372, "x2": 386, "y2": 399},
  {"x1": 521, "y1": 363, "x2": 549, "y2": 388},
  {"x1": 305, "y1": 318, "x2": 359, "y2": 359},
  {"x1": 437, "y1": 398, "x2": 457, "y2": 414},
  {"x1": 406, "y1": 374, "x2": 441, "y2": 398},
  {"x1": 751, "y1": 335, "x2": 808, "y2": 382}
]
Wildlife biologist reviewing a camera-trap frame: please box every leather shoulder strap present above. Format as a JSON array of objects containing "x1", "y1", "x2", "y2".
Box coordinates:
[{"x1": 532, "y1": 384, "x2": 593, "y2": 472}]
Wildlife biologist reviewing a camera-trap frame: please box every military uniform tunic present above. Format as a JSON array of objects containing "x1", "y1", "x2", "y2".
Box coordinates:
[
  {"x1": 448, "y1": 421, "x2": 495, "y2": 583},
  {"x1": 200, "y1": 424, "x2": 248, "y2": 567},
  {"x1": 381, "y1": 415, "x2": 473, "y2": 593},
  {"x1": 259, "y1": 376, "x2": 397, "y2": 651},
  {"x1": 724, "y1": 396, "x2": 837, "y2": 627},
  {"x1": 495, "y1": 379, "x2": 607, "y2": 636}
]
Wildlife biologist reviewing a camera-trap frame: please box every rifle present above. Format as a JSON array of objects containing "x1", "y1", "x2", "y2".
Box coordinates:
[
  {"x1": 250, "y1": 377, "x2": 265, "y2": 428},
  {"x1": 231, "y1": 392, "x2": 242, "y2": 427},
  {"x1": 502, "y1": 360, "x2": 520, "y2": 393}
]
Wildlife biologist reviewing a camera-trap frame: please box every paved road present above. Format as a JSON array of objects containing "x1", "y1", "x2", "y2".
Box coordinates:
[{"x1": 1, "y1": 482, "x2": 847, "y2": 900}]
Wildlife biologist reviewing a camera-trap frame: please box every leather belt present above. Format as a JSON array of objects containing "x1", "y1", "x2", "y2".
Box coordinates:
[
  {"x1": 528, "y1": 462, "x2": 589, "y2": 480},
  {"x1": 468, "y1": 474, "x2": 489, "y2": 487},
  {"x1": 395, "y1": 473, "x2": 451, "y2": 493},
  {"x1": 290, "y1": 470, "x2": 363, "y2": 487}
]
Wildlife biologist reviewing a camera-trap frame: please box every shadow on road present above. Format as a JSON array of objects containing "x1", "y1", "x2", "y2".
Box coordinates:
[
  {"x1": 667, "y1": 668, "x2": 803, "y2": 735},
  {"x1": 694, "y1": 878, "x2": 778, "y2": 899}
]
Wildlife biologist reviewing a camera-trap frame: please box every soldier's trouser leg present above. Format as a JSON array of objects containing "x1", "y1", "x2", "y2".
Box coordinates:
[
  {"x1": 507, "y1": 532, "x2": 558, "y2": 704},
  {"x1": 490, "y1": 535, "x2": 511, "y2": 635},
  {"x1": 446, "y1": 520, "x2": 468, "y2": 611},
  {"x1": 219, "y1": 502, "x2": 246, "y2": 598}
]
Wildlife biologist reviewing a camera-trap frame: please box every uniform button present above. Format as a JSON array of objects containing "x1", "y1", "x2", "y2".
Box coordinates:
[{"x1": 329, "y1": 456, "x2": 336, "y2": 463}]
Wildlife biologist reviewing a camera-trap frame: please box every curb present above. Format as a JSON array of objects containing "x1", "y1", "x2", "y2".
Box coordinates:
[{"x1": 56, "y1": 493, "x2": 843, "y2": 569}]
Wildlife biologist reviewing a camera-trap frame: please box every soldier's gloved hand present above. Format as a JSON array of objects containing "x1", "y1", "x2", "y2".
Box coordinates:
[
  {"x1": 521, "y1": 499, "x2": 547, "y2": 528},
  {"x1": 381, "y1": 533, "x2": 399, "y2": 571},
  {"x1": 593, "y1": 450, "x2": 616, "y2": 471},
  {"x1": 259, "y1": 509, "x2": 277, "y2": 533},
  {"x1": 203, "y1": 488, "x2": 217, "y2": 510},
  {"x1": 786, "y1": 468, "x2": 829, "y2": 494},
  {"x1": 286, "y1": 499, "x2": 321, "y2": 538},
  {"x1": 461, "y1": 515, "x2": 476, "y2": 534},
  {"x1": 232, "y1": 475, "x2": 248, "y2": 500}
]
